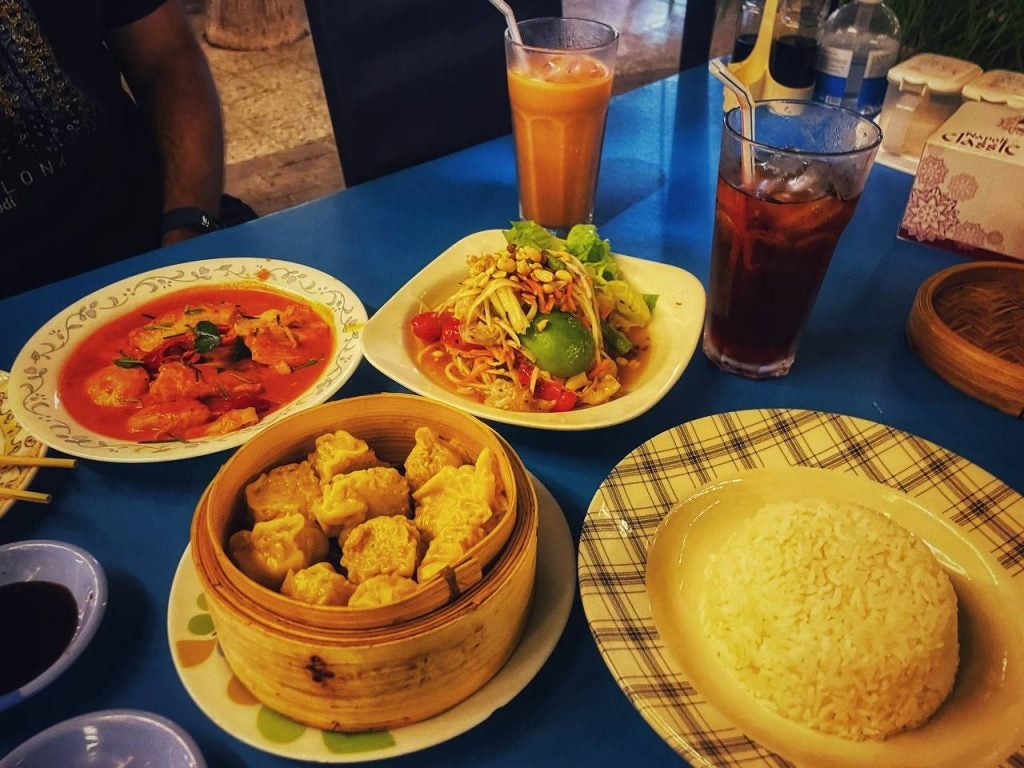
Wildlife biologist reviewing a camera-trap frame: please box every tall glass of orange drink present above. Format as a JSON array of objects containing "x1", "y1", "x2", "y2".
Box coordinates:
[{"x1": 505, "y1": 18, "x2": 618, "y2": 234}]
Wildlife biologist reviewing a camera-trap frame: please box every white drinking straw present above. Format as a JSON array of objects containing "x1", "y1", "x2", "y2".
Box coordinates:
[
  {"x1": 709, "y1": 57, "x2": 757, "y2": 187},
  {"x1": 488, "y1": 0, "x2": 523, "y2": 44}
]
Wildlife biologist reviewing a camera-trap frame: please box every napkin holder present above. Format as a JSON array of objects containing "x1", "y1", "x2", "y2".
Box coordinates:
[{"x1": 898, "y1": 101, "x2": 1024, "y2": 261}]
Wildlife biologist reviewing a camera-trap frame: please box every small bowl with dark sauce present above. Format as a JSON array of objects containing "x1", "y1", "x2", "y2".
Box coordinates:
[
  {"x1": 0, "y1": 709, "x2": 206, "y2": 768},
  {"x1": 0, "y1": 540, "x2": 107, "y2": 711}
]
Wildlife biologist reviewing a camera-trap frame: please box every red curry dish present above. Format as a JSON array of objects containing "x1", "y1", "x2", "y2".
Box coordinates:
[{"x1": 58, "y1": 285, "x2": 334, "y2": 442}]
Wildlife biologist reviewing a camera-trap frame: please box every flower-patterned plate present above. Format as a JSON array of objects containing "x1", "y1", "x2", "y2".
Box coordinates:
[
  {"x1": 0, "y1": 370, "x2": 47, "y2": 518},
  {"x1": 8, "y1": 259, "x2": 366, "y2": 463},
  {"x1": 167, "y1": 474, "x2": 574, "y2": 762}
]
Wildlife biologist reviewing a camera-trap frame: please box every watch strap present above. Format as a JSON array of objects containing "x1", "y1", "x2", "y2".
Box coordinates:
[{"x1": 161, "y1": 207, "x2": 221, "y2": 235}]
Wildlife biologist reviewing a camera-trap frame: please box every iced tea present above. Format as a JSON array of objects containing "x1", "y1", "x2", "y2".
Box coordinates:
[
  {"x1": 704, "y1": 174, "x2": 859, "y2": 377},
  {"x1": 702, "y1": 100, "x2": 881, "y2": 378}
]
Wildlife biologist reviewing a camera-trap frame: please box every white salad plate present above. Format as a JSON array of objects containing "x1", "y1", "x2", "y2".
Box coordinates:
[
  {"x1": 579, "y1": 409, "x2": 1024, "y2": 768},
  {"x1": 0, "y1": 370, "x2": 48, "y2": 517},
  {"x1": 8, "y1": 258, "x2": 366, "y2": 463},
  {"x1": 168, "y1": 474, "x2": 575, "y2": 763},
  {"x1": 361, "y1": 229, "x2": 706, "y2": 431}
]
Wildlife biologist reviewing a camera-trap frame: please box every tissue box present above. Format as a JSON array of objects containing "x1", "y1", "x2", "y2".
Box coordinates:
[{"x1": 898, "y1": 101, "x2": 1024, "y2": 260}]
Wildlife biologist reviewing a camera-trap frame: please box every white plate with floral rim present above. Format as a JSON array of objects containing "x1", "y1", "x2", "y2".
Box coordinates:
[
  {"x1": 0, "y1": 370, "x2": 48, "y2": 518},
  {"x1": 361, "y1": 229, "x2": 706, "y2": 431},
  {"x1": 167, "y1": 474, "x2": 574, "y2": 762},
  {"x1": 578, "y1": 409, "x2": 1024, "y2": 768},
  {"x1": 8, "y1": 259, "x2": 366, "y2": 463}
]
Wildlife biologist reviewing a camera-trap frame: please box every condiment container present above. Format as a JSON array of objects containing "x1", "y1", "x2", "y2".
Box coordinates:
[
  {"x1": 878, "y1": 53, "x2": 983, "y2": 160},
  {"x1": 962, "y1": 69, "x2": 1024, "y2": 110},
  {"x1": 191, "y1": 393, "x2": 538, "y2": 731}
]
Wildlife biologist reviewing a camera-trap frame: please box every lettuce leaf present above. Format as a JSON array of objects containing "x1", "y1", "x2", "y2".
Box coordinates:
[
  {"x1": 603, "y1": 280, "x2": 652, "y2": 329},
  {"x1": 503, "y1": 220, "x2": 656, "y2": 329},
  {"x1": 503, "y1": 221, "x2": 565, "y2": 252}
]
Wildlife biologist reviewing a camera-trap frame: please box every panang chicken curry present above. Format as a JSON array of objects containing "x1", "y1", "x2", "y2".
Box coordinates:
[{"x1": 58, "y1": 285, "x2": 334, "y2": 442}]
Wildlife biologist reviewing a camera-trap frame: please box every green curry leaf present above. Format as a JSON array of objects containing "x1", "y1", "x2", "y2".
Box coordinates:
[{"x1": 193, "y1": 320, "x2": 221, "y2": 354}]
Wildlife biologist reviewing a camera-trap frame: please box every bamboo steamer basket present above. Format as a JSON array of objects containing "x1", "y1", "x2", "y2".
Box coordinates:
[
  {"x1": 907, "y1": 261, "x2": 1024, "y2": 417},
  {"x1": 201, "y1": 393, "x2": 518, "y2": 630},
  {"x1": 191, "y1": 393, "x2": 538, "y2": 731}
]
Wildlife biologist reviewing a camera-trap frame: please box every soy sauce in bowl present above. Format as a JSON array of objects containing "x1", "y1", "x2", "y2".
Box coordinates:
[
  {"x1": 0, "y1": 581, "x2": 79, "y2": 695},
  {"x1": 0, "y1": 540, "x2": 106, "y2": 711}
]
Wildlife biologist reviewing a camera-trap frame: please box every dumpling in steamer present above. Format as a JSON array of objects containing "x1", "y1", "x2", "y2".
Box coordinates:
[
  {"x1": 418, "y1": 525, "x2": 484, "y2": 582},
  {"x1": 307, "y1": 429, "x2": 385, "y2": 483},
  {"x1": 413, "y1": 448, "x2": 501, "y2": 540},
  {"x1": 403, "y1": 426, "x2": 468, "y2": 491},
  {"x1": 245, "y1": 461, "x2": 322, "y2": 523},
  {"x1": 348, "y1": 573, "x2": 419, "y2": 608},
  {"x1": 228, "y1": 513, "x2": 329, "y2": 590},
  {"x1": 312, "y1": 467, "x2": 410, "y2": 538},
  {"x1": 341, "y1": 515, "x2": 421, "y2": 584},
  {"x1": 281, "y1": 562, "x2": 355, "y2": 606}
]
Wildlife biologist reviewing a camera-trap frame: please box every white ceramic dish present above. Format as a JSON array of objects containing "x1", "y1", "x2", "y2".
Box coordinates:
[
  {"x1": 361, "y1": 229, "x2": 705, "y2": 431},
  {"x1": 0, "y1": 370, "x2": 47, "y2": 517},
  {"x1": 167, "y1": 474, "x2": 574, "y2": 762},
  {"x1": 8, "y1": 258, "x2": 366, "y2": 463},
  {"x1": 648, "y1": 466, "x2": 1024, "y2": 768},
  {"x1": 578, "y1": 409, "x2": 1024, "y2": 768}
]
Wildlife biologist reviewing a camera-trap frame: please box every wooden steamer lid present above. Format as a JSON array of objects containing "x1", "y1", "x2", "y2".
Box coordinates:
[{"x1": 907, "y1": 261, "x2": 1024, "y2": 417}]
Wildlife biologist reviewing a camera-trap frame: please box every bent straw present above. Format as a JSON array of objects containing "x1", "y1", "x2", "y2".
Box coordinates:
[
  {"x1": 709, "y1": 57, "x2": 757, "y2": 187},
  {"x1": 488, "y1": 0, "x2": 523, "y2": 44}
]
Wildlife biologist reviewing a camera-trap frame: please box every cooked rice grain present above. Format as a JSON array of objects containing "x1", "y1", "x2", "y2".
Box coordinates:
[{"x1": 702, "y1": 500, "x2": 959, "y2": 741}]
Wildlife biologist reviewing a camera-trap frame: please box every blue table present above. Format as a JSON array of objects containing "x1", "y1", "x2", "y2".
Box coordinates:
[{"x1": 2, "y1": 66, "x2": 1021, "y2": 767}]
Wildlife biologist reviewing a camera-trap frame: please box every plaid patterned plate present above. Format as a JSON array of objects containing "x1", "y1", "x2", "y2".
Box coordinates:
[{"x1": 578, "y1": 408, "x2": 1024, "y2": 767}]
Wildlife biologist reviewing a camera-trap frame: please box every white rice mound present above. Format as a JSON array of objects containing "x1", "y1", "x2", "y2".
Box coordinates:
[{"x1": 701, "y1": 500, "x2": 959, "y2": 741}]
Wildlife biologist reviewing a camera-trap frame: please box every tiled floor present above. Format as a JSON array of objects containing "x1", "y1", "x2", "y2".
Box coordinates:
[{"x1": 196, "y1": 1, "x2": 735, "y2": 217}]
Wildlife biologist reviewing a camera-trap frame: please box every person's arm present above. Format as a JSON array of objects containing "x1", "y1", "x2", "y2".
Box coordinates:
[{"x1": 107, "y1": 0, "x2": 224, "y2": 246}]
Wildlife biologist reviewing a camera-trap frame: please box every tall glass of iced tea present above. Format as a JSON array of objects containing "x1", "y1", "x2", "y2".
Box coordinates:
[
  {"x1": 703, "y1": 100, "x2": 881, "y2": 378},
  {"x1": 505, "y1": 18, "x2": 618, "y2": 235}
]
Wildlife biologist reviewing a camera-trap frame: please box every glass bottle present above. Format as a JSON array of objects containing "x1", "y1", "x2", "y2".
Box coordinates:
[
  {"x1": 732, "y1": 0, "x2": 765, "y2": 64},
  {"x1": 768, "y1": 0, "x2": 831, "y2": 91}
]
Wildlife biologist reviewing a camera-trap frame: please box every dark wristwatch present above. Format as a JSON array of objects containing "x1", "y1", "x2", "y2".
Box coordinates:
[{"x1": 161, "y1": 207, "x2": 221, "y2": 236}]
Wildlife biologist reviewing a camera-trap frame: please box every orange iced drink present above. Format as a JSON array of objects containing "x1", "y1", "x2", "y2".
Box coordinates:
[
  {"x1": 505, "y1": 18, "x2": 618, "y2": 233},
  {"x1": 508, "y1": 55, "x2": 613, "y2": 231}
]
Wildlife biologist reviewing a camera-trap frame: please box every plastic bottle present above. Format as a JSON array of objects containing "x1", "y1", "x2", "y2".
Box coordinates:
[
  {"x1": 731, "y1": 0, "x2": 764, "y2": 64},
  {"x1": 813, "y1": 0, "x2": 901, "y2": 116}
]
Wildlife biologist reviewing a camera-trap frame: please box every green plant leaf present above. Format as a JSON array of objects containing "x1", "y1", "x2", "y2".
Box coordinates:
[{"x1": 193, "y1": 320, "x2": 221, "y2": 354}]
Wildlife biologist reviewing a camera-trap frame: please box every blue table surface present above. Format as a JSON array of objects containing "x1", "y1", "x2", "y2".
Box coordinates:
[{"x1": 2, "y1": 67, "x2": 1021, "y2": 767}]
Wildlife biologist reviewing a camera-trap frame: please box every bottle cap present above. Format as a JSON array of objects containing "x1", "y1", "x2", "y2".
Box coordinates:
[
  {"x1": 886, "y1": 53, "x2": 983, "y2": 95},
  {"x1": 961, "y1": 69, "x2": 1024, "y2": 109}
]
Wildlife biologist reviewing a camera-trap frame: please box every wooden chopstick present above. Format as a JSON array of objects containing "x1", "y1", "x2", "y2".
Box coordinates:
[
  {"x1": 0, "y1": 486, "x2": 52, "y2": 504},
  {"x1": 0, "y1": 455, "x2": 77, "y2": 469}
]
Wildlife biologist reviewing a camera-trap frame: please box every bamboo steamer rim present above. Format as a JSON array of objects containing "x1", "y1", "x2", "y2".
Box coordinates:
[
  {"x1": 192, "y1": 393, "x2": 531, "y2": 635},
  {"x1": 193, "y1": 431, "x2": 538, "y2": 644},
  {"x1": 906, "y1": 260, "x2": 1024, "y2": 417}
]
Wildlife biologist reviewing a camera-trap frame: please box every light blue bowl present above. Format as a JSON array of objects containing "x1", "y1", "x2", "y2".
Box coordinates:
[
  {"x1": 0, "y1": 709, "x2": 206, "y2": 768},
  {"x1": 0, "y1": 540, "x2": 107, "y2": 711}
]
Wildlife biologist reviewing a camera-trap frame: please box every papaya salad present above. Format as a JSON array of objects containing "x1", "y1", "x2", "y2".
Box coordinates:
[{"x1": 409, "y1": 221, "x2": 657, "y2": 413}]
